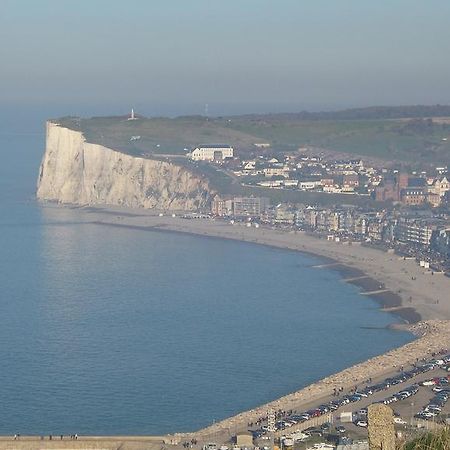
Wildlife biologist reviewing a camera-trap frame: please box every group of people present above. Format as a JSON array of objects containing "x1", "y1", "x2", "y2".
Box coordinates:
[
  {"x1": 13, "y1": 433, "x2": 79, "y2": 440},
  {"x1": 42, "y1": 434, "x2": 78, "y2": 440}
]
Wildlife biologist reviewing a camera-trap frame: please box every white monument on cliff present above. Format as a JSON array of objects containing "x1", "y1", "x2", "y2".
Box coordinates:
[{"x1": 127, "y1": 108, "x2": 138, "y2": 120}]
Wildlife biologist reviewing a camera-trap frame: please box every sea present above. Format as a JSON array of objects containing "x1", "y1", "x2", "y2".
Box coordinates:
[{"x1": 0, "y1": 107, "x2": 413, "y2": 436}]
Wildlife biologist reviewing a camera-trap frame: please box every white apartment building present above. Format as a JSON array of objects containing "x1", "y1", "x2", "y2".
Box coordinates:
[{"x1": 189, "y1": 145, "x2": 234, "y2": 161}]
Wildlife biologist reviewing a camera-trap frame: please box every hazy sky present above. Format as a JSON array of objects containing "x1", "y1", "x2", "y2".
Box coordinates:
[{"x1": 1, "y1": 0, "x2": 450, "y2": 116}]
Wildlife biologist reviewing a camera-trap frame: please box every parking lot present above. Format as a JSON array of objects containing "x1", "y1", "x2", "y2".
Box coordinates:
[{"x1": 250, "y1": 355, "x2": 450, "y2": 447}]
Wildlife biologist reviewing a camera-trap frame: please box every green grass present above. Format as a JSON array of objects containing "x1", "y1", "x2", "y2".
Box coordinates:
[
  {"x1": 56, "y1": 114, "x2": 450, "y2": 165},
  {"x1": 53, "y1": 114, "x2": 450, "y2": 205},
  {"x1": 400, "y1": 427, "x2": 450, "y2": 449},
  {"x1": 218, "y1": 117, "x2": 450, "y2": 163}
]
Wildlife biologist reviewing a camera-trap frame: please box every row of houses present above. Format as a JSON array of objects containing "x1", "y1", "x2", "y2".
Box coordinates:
[
  {"x1": 210, "y1": 196, "x2": 450, "y2": 262},
  {"x1": 233, "y1": 155, "x2": 370, "y2": 194}
]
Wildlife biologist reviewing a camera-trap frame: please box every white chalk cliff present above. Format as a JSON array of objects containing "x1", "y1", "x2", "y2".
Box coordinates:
[{"x1": 37, "y1": 122, "x2": 213, "y2": 210}]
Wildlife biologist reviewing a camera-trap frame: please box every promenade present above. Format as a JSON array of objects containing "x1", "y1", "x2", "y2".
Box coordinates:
[
  {"x1": 186, "y1": 320, "x2": 450, "y2": 442},
  {"x1": 0, "y1": 436, "x2": 168, "y2": 450}
]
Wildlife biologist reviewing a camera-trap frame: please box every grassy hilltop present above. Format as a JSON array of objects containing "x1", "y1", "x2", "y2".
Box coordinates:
[
  {"x1": 54, "y1": 106, "x2": 450, "y2": 206},
  {"x1": 57, "y1": 105, "x2": 450, "y2": 166}
]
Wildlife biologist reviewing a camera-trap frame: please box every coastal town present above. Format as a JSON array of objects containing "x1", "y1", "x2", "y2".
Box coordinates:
[
  {"x1": 187, "y1": 143, "x2": 449, "y2": 204},
  {"x1": 7, "y1": 0, "x2": 450, "y2": 448},
  {"x1": 186, "y1": 145, "x2": 450, "y2": 275},
  {"x1": 33, "y1": 122, "x2": 450, "y2": 450}
]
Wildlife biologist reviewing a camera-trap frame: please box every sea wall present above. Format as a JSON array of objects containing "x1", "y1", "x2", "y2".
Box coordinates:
[
  {"x1": 37, "y1": 122, "x2": 213, "y2": 210},
  {"x1": 187, "y1": 320, "x2": 450, "y2": 439}
]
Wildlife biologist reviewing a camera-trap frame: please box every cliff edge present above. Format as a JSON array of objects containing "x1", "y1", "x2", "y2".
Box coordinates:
[{"x1": 37, "y1": 122, "x2": 213, "y2": 210}]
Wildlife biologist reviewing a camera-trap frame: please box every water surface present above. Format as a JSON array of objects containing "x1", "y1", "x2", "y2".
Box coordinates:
[{"x1": 0, "y1": 118, "x2": 413, "y2": 435}]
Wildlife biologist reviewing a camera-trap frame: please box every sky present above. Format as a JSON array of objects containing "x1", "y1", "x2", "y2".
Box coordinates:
[{"x1": 1, "y1": 0, "x2": 450, "y2": 117}]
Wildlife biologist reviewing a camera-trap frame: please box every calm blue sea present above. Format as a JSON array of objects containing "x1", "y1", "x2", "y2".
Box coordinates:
[{"x1": 0, "y1": 109, "x2": 412, "y2": 436}]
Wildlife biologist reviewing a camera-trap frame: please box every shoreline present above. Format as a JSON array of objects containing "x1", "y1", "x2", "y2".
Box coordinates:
[
  {"x1": 64, "y1": 202, "x2": 450, "y2": 322},
  {"x1": 187, "y1": 320, "x2": 450, "y2": 441},
  {"x1": 39, "y1": 203, "x2": 450, "y2": 439},
  {"x1": 91, "y1": 220, "x2": 419, "y2": 324}
]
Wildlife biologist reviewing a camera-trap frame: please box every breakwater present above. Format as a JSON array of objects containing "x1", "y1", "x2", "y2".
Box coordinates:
[{"x1": 184, "y1": 320, "x2": 450, "y2": 441}]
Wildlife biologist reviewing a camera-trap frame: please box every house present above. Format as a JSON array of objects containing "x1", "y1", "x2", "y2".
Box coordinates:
[
  {"x1": 283, "y1": 179, "x2": 299, "y2": 188},
  {"x1": 429, "y1": 176, "x2": 450, "y2": 198},
  {"x1": 243, "y1": 161, "x2": 256, "y2": 170},
  {"x1": 426, "y1": 192, "x2": 441, "y2": 207},
  {"x1": 343, "y1": 171, "x2": 360, "y2": 189},
  {"x1": 264, "y1": 167, "x2": 289, "y2": 178},
  {"x1": 258, "y1": 180, "x2": 283, "y2": 188},
  {"x1": 321, "y1": 178, "x2": 335, "y2": 188},
  {"x1": 299, "y1": 180, "x2": 321, "y2": 190}
]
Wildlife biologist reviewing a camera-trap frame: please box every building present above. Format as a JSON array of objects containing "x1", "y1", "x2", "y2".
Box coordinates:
[
  {"x1": 232, "y1": 197, "x2": 270, "y2": 218},
  {"x1": 400, "y1": 187, "x2": 426, "y2": 206},
  {"x1": 343, "y1": 171, "x2": 360, "y2": 189},
  {"x1": 432, "y1": 228, "x2": 450, "y2": 258},
  {"x1": 274, "y1": 205, "x2": 295, "y2": 224},
  {"x1": 395, "y1": 219, "x2": 438, "y2": 248},
  {"x1": 429, "y1": 176, "x2": 450, "y2": 198},
  {"x1": 375, "y1": 180, "x2": 398, "y2": 202},
  {"x1": 396, "y1": 172, "x2": 409, "y2": 197},
  {"x1": 426, "y1": 192, "x2": 441, "y2": 207},
  {"x1": 264, "y1": 167, "x2": 289, "y2": 178},
  {"x1": 189, "y1": 145, "x2": 234, "y2": 162},
  {"x1": 368, "y1": 220, "x2": 385, "y2": 241},
  {"x1": 211, "y1": 196, "x2": 233, "y2": 216},
  {"x1": 334, "y1": 159, "x2": 364, "y2": 171},
  {"x1": 299, "y1": 180, "x2": 321, "y2": 190}
]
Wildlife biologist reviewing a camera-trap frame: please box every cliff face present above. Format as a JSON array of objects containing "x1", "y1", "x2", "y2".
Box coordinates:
[{"x1": 37, "y1": 122, "x2": 213, "y2": 210}]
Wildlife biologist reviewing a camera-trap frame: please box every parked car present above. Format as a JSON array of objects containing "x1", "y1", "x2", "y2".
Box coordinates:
[{"x1": 394, "y1": 417, "x2": 407, "y2": 425}]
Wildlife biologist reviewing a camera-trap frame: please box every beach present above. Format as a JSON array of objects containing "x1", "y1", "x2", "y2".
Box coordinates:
[{"x1": 39, "y1": 204, "x2": 450, "y2": 442}]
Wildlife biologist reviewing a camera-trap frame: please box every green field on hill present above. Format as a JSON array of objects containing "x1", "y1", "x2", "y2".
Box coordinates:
[
  {"x1": 55, "y1": 107, "x2": 450, "y2": 206},
  {"x1": 57, "y1": 109, "x2": 450, "y2": 166}
]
